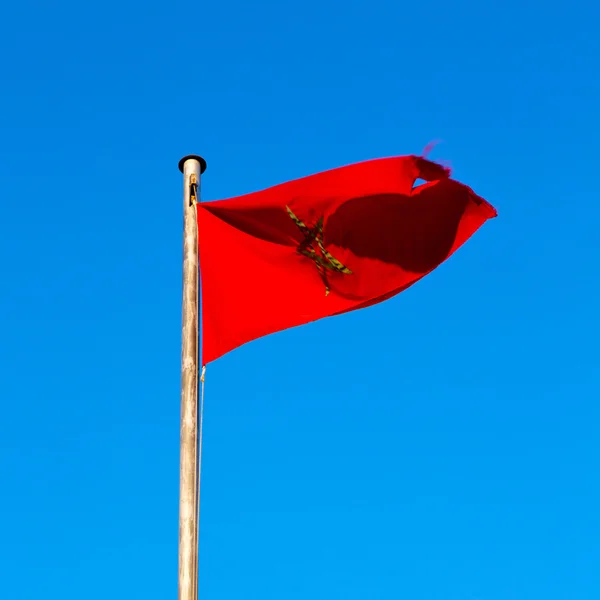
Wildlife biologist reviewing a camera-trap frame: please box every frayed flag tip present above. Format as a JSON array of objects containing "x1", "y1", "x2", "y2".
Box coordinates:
[{"x1": 422, "y1": 139, "x2": 443, "y2": 158}]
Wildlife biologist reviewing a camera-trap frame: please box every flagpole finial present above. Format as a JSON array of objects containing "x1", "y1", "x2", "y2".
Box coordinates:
[{"x1": 179, "y1": 154, "x2": 207, "y2": 174}]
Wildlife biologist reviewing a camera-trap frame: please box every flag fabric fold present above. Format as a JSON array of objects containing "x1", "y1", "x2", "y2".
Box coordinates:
[{"x1": 196, "y1": 155, "x2": 496, "y2": 364}]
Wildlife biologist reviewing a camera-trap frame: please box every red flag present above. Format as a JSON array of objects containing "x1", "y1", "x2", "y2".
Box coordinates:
[{"x1": 197, "y1": 155, "x2": 496, "y2": 364}]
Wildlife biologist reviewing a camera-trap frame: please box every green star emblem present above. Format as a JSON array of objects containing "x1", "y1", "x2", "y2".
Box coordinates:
[{"x1": 286, "y1": 205, "x2": 352, "y2": 295}]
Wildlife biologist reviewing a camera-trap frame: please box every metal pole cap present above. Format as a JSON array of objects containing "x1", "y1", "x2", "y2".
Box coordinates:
[{"x1": 178, "y1": 155, "x2": 207, "y2": 174}]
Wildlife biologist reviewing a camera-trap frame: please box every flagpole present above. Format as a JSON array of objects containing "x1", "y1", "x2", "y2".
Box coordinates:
[{"x1": 178, "y1": 154, "x2": 206, "y2": 600}]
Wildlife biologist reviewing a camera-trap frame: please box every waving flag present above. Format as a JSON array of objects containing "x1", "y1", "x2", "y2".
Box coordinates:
[{"x1": 196, "y1": 155, "x2": 496, "y2": 364}]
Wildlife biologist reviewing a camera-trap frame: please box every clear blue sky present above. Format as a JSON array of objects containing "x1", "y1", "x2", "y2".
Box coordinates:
[{"x1": 1, "y1": 1, "x2": 599, "y2": 598}]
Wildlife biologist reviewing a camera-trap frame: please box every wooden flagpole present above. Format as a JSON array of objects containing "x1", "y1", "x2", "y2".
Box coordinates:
[{"x1": 178, "y1": 154, "x2": 206, "y2": 600}]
